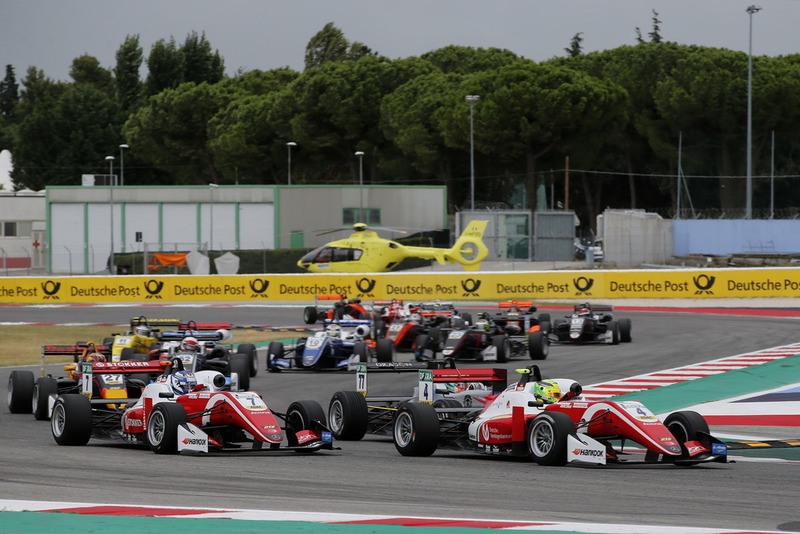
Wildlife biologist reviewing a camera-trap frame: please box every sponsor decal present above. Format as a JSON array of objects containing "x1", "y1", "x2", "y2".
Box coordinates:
[
  {"x1": 182, "y1": 437, "x2": 207, "y2": 446},
  {"x1": 572, "y1": 276, "x2": 594, "y2": 295},
  {"x1": 249, "y1": 278, "x2": 270, "y2": 298},
  {"x1": 460, "y1": 278, "x2": 481, "y2": 297},
  {"x1": 686, "y1": 441, "x2": 708, "y2": 456},
  {"x1": 356, "y1": 277, "x2": 377, "y2": 297},
  {"x1": 127, "y1": 419, "x2": 143, "y2": 428},
  {"x1": 42, "y1": 280, "x2": 61, "y2": 300},
  {"x1": 572, "y1": 448, "x2": 604, "y2": 457}
]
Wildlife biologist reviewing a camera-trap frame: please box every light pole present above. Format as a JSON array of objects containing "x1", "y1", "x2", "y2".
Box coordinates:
[
  {"x1": 105, "y1": 156, "x2": 115, "y2": 275},
  {"x1": 119, "y1": 144, "x2": 129, "y2": 186},
  {"x1": 209, "y1": 183, "x2": 218, "y2": 252},
  {"x1": 745, "y1": 5, "x2": 761, "y2": 219},
  {"x1": 286, "y1": 142, "x2": 296, "y2": 185},
  {"x1": 465, "y1": 95, "x2": 480, "y2": 210},
  {"x1": 355, "y1": 151, "x2": 364, "y2": 221}
]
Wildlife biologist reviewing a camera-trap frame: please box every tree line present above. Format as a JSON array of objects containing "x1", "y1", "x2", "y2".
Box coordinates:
[{"x1": 1, "y1": 21, "x2": 799, "y2": 231}]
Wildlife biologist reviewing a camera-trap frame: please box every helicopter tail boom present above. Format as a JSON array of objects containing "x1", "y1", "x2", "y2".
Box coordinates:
[{"x1": 403, "y1": 220, "x2": 489, "y2": 271}]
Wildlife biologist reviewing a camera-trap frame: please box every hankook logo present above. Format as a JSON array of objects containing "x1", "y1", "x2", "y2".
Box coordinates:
[
  {"x1": 693, "y1": 274, "x2": 715, "y2": 295},
  {"x1": 41, "y1": 280, "x2": 61, "y2": 300},
  {"x1": 461, "y1": 278, "x2": 481, "y2": 297},
  {"x1": 249, "y1": 278, "x2": 270, "y2": 298},
  {"x1": 144, "y1": 279, "x2": 164, "y2": 299},
  {"x1": 572, "y1": 276, "x2": 594, "y2": 295}
]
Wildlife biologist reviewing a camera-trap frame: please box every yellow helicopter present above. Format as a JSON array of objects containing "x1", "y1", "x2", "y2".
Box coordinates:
[{"x1": 297, "y1": 220, "x2": 489, "y2": 273}]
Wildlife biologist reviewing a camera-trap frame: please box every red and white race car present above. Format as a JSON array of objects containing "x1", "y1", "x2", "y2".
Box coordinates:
[
  {"x1": 50, "y1": 357, "x2": 334, "y2": 454},
  {"x1": 391, "y1": 365, "x2": 728, "y2": 466}
]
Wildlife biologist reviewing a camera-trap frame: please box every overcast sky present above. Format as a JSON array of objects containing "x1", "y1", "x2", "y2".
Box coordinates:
[{"x1": 2, "y1": 0, "x2": 799, "y2": 85}]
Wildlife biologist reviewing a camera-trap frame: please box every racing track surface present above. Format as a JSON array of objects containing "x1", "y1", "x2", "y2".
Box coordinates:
[{"x1": 2, "y1": 304, "x2": 800, "y2": 532}]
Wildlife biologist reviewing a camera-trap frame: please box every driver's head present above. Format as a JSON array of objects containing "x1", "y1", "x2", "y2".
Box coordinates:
[
  {"x1": 181, "y1": 336, "x2": 199, "y2": 352},
  {"x1": 84, "y1": 352, "x2": 106, "y2": 363},
  {"x1": 533, "y1": 380, "x2": 562, "y2": 404},
  {"x1": 135, "y1": 325, "x2": 150, "y2": 336},
  {"x1": 170, "y1": 370, "x2": 197, "y2": 395}
]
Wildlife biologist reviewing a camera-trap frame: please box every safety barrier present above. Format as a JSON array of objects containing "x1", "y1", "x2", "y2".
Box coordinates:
[{"x1": 2, "y1": 267, "x2": 799, "y2": 304}]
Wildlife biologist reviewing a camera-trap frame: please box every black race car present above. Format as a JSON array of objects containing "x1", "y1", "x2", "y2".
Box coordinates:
[{"x1": 547, "y1": 303, "x2": 632, "y2": 345}]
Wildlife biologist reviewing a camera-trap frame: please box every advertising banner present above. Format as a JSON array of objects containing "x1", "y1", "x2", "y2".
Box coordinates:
[{"x1": 1, "y1": 267, "x2": 799, "y2": 304}]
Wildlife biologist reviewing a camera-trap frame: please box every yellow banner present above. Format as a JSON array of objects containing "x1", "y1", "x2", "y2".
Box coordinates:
[{"x1": 1, "y1": 268, "x2": 799, "y2": 304}]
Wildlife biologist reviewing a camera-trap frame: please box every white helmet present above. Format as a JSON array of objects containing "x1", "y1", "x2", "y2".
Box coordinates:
[
  {"x1": 327, "y1": 324, "x2": 341, "y2": 338},
  {"x1": 181, "y1": 336, "x2": 199, "y2": 352}
]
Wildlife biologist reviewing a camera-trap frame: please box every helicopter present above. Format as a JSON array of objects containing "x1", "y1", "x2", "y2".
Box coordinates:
[{"x1": 297, "y1": 220, "x2": 489, "y2": 273}]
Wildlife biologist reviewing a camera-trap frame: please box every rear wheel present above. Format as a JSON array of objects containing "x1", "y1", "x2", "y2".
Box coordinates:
[
  {"x1": 426, "y1": 327, "x2": 441, "y2": 353},
  {"x1": 393, "y1": 403, "x2": 440, "y2": 457},
  {"x1": 51, "y1": 394, "x2": 93, "y2": 446},
  {"x1": 146, "y1": 402, "x2": 187, "y2": 454},
  {"x1": 328, "y1": 391, "x2": 368, "y2": 440},
  {"x1": 376, "y1": 338, "x2": 395, "y2": 363},
  {"x1": 528, "y1": 331, "x2": 549, "y2": 360},
  {"x1": 237, "y1": 343, "x2": 258, "y2": 377},
  {"x1": 413, "y1": 334, "x2": 430, "y2": 361},
  {"x1": 492, "y1": 335, "x2": 510, "y2": 363},
  {"x1": 33, "y1": 377, "x2": 59, "y2": 420},
  {"x1": 230, "y1": 353, "x2": 250, "y2": 391},
  {"x1": 8, "y1": 370, "x2": 35, "y2": 413},
  {"x1": 528, "y1": 411, "x2": 576, "y2": 466},
  {"x1": 119, "y1": 347, "x2": 137, "y2": 360},
  {"x1": 303, "y1": 306, "x2": 318, "y2": 324},
  {"x1": 618, "y1": 318, "x2": 632, "y2": 343}
]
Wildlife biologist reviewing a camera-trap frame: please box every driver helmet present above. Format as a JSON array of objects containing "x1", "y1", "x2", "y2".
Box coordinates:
[
  {"x1": 170, "y1": 370, "x2": 197, "y2": 395},
  {"x1": 578, "y1": 307, "x2": 591, "y2": 316},
  {"x1": 533, "y1": 380, "x2": 562, "y2": 404},
  {"x1": 135, "y1": 325, "x2": 151, "y2": 336},
  {"x1": 410, "y1": 313, "x2": 422, "y2": 323},
  {"x1": 181, "y1": 336, "x2": 199, "y2": 352},
  {"x1": 443, "y1": 382, "x2": 468, "y2": 394},
  {"x1": 84, "y1": 352, "x2": 106, "y2": 363},
  {"x1": 327, "y1": 324, "x2": 341, "y2": 338}
]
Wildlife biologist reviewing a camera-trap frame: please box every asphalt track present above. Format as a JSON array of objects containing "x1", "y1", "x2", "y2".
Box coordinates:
[{"x1": 2, "y1": 302, "x2": 800, "y2": 533}]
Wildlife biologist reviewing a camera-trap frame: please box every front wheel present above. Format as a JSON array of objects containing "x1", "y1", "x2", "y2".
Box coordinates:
[
  {"x1": 8, "y1": 370, "x2": 35, "y2": 413},
  {"x1": 393, "y1": 402, "x2": 440, "y2": 457},
  {"x1": 33, "y1": 377, "x2": 59, "y2": 420},
  {"x1": 528, "y1": 331, "x2": 549, "y2": 360},
  {"x1": 286, "y1": 400, "x2": 326, "y2": 450},
  {"x1": 303, "y1": 306, "x2": 318, "y2": 324},
  {"x1": 237, "y1": 343, "x2": 258, "y2": 377},
  {"x1": 528, "y1": 411, "x2": 576, "y2": 466},
  {"x1": 147, "y1": 402, "x2": 187, "y2": 454},
  {"x1": 267, "y1": 341, "x2": 284, "y2": 372},
  {"x1": 328, "y1": 391, "x2": 368, "y2": 440},
  {"x1": 353, "y1": 341, "x2": 369, "y2": 363},
  {"x1": 606, "y1": 320, "x2": 620, "y2": 345},
  {"x1": 229, "y1": 354, "x2": 250, "y2": 391},
  {"x1": 618, "y1": 318, "x2": 632, "y2": 343},
  {"x1": 376, "y1": 338, "x2": 395, "y2": 363},
  {"x1": 492, "y1": 335, "x2": 510, "y2": 363},
  {"x1": 51, "y1": 394, "x2": 93, "y2": 446}
]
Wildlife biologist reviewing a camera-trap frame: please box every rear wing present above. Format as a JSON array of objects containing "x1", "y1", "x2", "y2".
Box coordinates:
[
  {"x1": 354, "y1": 359, "x2": 506, "y2": 396},
  {"x1": 572, "y1": 304, "x2": 613, "y2": 313},
  {"x1": 130, "y1": 316, "x2": 232, "y2": 331},
  {"x1": 41, "y1": 342, "x2": 111, "y2": 364},
  {"x1": 499, "y1": 299, "x2": 535, "y2": 310},
  {"x1": 158, "y1": 330, "x2": 230, "y2": 342}
]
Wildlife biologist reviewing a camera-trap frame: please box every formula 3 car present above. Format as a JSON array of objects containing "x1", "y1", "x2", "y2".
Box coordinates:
[
  {"x1": 438, "y1": 310, "x2": 549, "y2": 363},
  {"x1": 548, "y1": 303, "x2": 632, "y2": 345},
  {"x1": 303, "y1": 294, "x2": 371, "y2": 324},
  {"x1": 390, "y1": 365, "x2": 727, "y2": 466},
  {"x1": 50, "y1": 357, "x2": 334, "y2": 454},
  {"x1": 267, "y1": 319, "x2": 379, "y2": 371},
  {"x1": 327, "y1": 360, "x2": 507, "y2": 441}
]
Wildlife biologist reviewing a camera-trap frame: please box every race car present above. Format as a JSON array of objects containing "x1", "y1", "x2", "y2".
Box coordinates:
[
  {"x1": 50, "y1": 357, "x2": 335, "y2": 454},
  {"x1": 302, "y1": 294, "x2": 371, "y2": 324},
  {"x1": 327, "y1": 359, "x2": 507, "y2": 441},
  {"x1": 438, "y1": 310, "x2": 549, "y2": 362},
  {"x1": 390, "y1": 365, "x2": 727, "y2": 466},
  {"x1": 7, "y1": 342, "x2": 154, "y2": 420},
  {"x1": 266, "y1": 319, "x2": 379, "y2": 372},
  {"x1": 373, "y1": 303, "x2": 452, "y2": 362},
  {"x1": 548, "y1": 303, "x2": 632, "y2": 345}
]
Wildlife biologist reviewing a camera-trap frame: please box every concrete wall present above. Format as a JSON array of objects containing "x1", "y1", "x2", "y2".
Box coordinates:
[{"x1": 600, "y1": 210, "x2": 673, "y2": 267}]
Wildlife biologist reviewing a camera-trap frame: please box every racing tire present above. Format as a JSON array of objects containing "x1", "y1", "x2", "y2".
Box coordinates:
[
  {"x1": 353, "y1": 341, "x2": 369, "y2": 363},
  {"x1": 460, "y1": 312, "x2": 473, "y2": 326},
  {"x1": 119, "y1": 347, "x2": 137, "y2": 361},
  {"x1": 303, "y1": 306, "x2": 318, "y2": 324},
  {"x1": 146, "y1": 402, "x2": 187, "y2": 454},
  {"x1": 51, "y1": 394, "x2": 93, "y2": 446},
  {"x1": 528, "y1": 331, "x2": 549, "y2": 360},
  {"x1": 286, "y1": 400, "x2": 326, "y2": 451},
  {"x1": 102, "y1": 337, "x2": 115, "y2": 347},
  {"x1": 33, "y1": 377, "x2": 59, "y2": 420},
  {"x1": 230, "y1": 353, "x2": 250, "y2": 391},
  {"x1": 393, "y1": 402, "x2": 440, "y2": 457},
  {"x1": 426, "y1": 327, "x2": 441, "y2": 353},
  {"x1": 528, "y1": 411, "x2": 576, "y2": 466},
  {"x1": 492, "y1": 335, "x2": 510, "y2": 363},
  {"x1": 606, "y1": 320, "x2": 620, "y2": 345},
  {"x1": 664, "y1": 410, "x2": 710, "y2": 459},
  {"x1": 538, "y1": 313, "x2": 551, "y2": 324},
  {"x1": 618, "y1": 318, "x2": 632, "y2": 343},
  {"x1": 413, "y1": 334, "x2": 430, "y2": 361},
  {"x1": 127, "y1": 373, "x2": 150, "y2": 396},
  {"x1": 237, "y1": 343, "x2": 258, "y2": 377},
  {"x1": 328, "y1": 391, "x2": 369, "y2": 440},
  {"x1": 267, "y1": 341, "x2": 284, "y2": 373},
  {"x1": 376, "y1": 338, "x2": 395, "y2": 363},
  {"x1": 8, "y1": 370, "x2": 35, "y2": 414}
]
